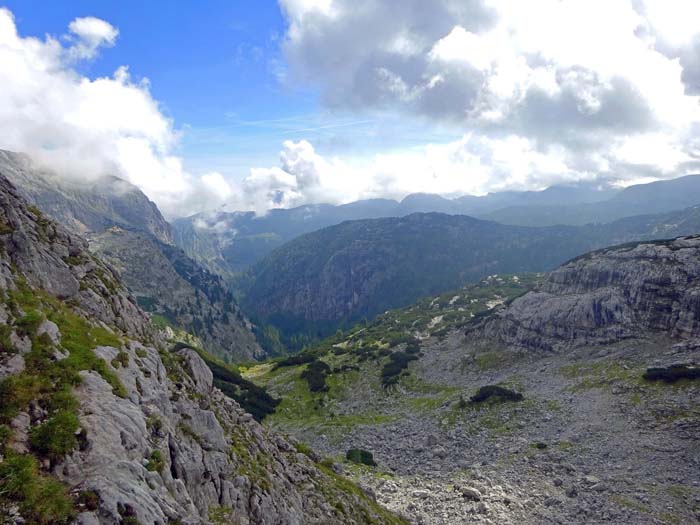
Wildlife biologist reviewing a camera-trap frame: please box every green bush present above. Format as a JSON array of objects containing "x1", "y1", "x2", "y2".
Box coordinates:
[
  {"x1": 28, "y1": 410, "x2": 80, "y2": 461},
  {"x1": 111, "y1": 351, "x2": 129, "y2": 369},
  {"x1": 643, "y1": 364, "x2": 699, "y2": 383},
  {"x1": 146, "y1": 449, "x2": 165, "y2": 473},
  {"x1": 191, "y1": 347, "x2": 280, "y2": 421},
  {"x1": 470, "y1": 385, "x2": 523, "y2": 403},
  {"x1": 273, "y1": 353, "x2": 316, "y2": 369},
  {"x1": 345, "y1": 448, "x2": 377, "y2": 466},
  {"x1": 301, "y1": 359, "x2": 331, "y2": 392},
  {"x1": 381, "y1": 351, "x2": 418, "y2": 387}
]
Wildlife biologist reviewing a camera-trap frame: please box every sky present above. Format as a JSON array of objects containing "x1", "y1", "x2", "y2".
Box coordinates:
[{"x1": 1, "y1": 0, "x2": 700, "y2": 217}]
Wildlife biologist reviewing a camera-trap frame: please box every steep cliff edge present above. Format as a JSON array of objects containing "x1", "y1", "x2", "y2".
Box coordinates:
[{"x1": 0, "y1": 173, "x2": 405, "y2": 524}]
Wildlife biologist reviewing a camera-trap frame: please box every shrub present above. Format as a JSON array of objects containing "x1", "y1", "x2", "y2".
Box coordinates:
[
  {"x1": 28, "y1": 410, "x2": 80, "y2": 461},
  {"x1": 301, "y1": 359, "x2": 331, "y2": 392},
  {"x1": 643, "y1": 364, "x2": 699, "y2": 383},
  {"x1": 381, "y1": 351, "x2": 418, "y2": 387},
  {"x1": 76, "y1": 490, "x2": 100, "y2": 511},
  {"x1": 146, "y1": 449, "x2": 165, "y2": 473},
  {"x1": 111, "y1": 351, "x2": 129, "y2": 369},
  {"x1": 294, "y1": 442, "x2": 314, "y2": 457},
  {"x1": 273, "y1": 353, "x2": 315, "y2": 369},
  {"x1": 195, "y1": 349, "x2": 280, "y2": 421},
  {"x1": 345, "y1": 448, "x2": 377, "y2": 466},
  {"x1": 470, "y1": 385, "x2": 523, "y2": 403}
]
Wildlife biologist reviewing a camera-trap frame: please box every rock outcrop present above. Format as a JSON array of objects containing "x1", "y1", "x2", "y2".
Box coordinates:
[{"x1": 485, "y1": 236, "x2": 700, "y2": 351}]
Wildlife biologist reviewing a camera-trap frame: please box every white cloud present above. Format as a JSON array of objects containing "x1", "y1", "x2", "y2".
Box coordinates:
[
  {"x1": 0, "y1": 8, "x2": 230, "y2": 218},
  {"x1": 279, "y1": 0, "x2": 700, "y2": 189},
  {"x1": 67, "y1": 16, "x2": 119, "y2": 59}
]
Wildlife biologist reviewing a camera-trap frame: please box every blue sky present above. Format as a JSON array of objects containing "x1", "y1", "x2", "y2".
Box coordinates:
[
  {"x1": 4, "y1": 0, "x2": 320, "y2": 171},
  {"x1": 1, "y1": 1, "x2": 700, "y2": 217}
]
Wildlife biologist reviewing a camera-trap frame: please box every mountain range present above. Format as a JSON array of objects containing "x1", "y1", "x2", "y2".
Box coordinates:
[
  {"x1": 0, "y1": 165, "x2": 405, "y2": 524},
  {"x1": 174, "y1": 174, "x2": 700, "y2": 276},
  {"x1": 0, "y1": 148, "x2": 699, "y2": 524},
  {"x1": 245, "y1": 235, "x2": 700, "y2": 524}
]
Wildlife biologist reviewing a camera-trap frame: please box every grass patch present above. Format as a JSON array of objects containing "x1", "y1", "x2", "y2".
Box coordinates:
[
  {"x1": 0, "y1": 452, "x2": 74, "y2": 524},
  {"x1": 28, "y1": 410, "x2": 80, "y2": 461}
]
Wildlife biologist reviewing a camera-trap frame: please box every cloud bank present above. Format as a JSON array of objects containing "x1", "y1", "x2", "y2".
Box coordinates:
[{"x1": 265, "y1": 0, "x2": 700, "y2": 203}]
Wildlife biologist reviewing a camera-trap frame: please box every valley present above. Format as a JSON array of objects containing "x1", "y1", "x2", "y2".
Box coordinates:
[{"x1": 3, "y1": 4, "x2": 700, "y2": 524}]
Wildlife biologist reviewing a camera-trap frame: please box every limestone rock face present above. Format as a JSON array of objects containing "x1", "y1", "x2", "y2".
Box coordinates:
[
  {"x1": 485, "y1": 236, "x2": 700, "y2": 351},
  {"x1": 59, "y1": 343, "x2": 356, "y2": 525},
  {"x1": 0, "y1": 168, "x2": 151, "y2": 340}
]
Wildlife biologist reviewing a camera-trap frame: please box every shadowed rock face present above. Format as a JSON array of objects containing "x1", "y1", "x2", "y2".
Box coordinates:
[
  {"x1": 0, "y1": 171, "x2": 406, "y2": 524},
  {"x1": 486, "y1": 236, "x2": 700, "y2": 351}
]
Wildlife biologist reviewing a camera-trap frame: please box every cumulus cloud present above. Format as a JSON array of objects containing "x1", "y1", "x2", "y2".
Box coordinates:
[
  {"x1": 239, "y1": 140, "x2": 362, "y2": 213},
  {"x1": 0, "y1": 8, "x2": 228, "y2": 218},
  {"x1": 67, "y1": 16, "x2": 119, "y2": 60},
  {"x1": 279, "y1": 0, "x2": 700, "y2": 188}
]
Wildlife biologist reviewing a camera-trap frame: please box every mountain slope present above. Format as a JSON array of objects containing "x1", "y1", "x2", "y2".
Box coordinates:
[
  {"x1": 0, "y1": 150, "x2": 172, "y2": 244},
  {"x1": 0, "y1": 170, "x2": 407, "y2": 524},
  {"x1": 90, "y1": 228, "x2": 264, "y2": 361},
  {"x1": 245, "y1": 237, "x2": 700, "y2": 524},
  {"x1": 242, "y1": 213, "x2": 598, "y2": 343},
  {"x1": 0, "y1": 150, "x2": 264, "y2": 361}
]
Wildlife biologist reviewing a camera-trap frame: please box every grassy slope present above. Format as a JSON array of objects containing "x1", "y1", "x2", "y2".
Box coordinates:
[{"x1": 243, "y1": 274, "x2": 539, "y2": 439}]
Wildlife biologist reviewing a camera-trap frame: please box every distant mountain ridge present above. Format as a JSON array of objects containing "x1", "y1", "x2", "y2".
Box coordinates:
[{"x1": 174, "y1": 175, "x2": 700, "y2": 275}]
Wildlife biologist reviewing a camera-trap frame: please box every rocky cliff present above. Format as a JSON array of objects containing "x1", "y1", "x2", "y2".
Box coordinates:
[
  {"x1": 0, "y1": 172, "x2": 405, "y2": 524},
  {"x1": 90, "y1": 228, "x2": 264, "y2": 361},
  {"x1": 485, "y1": 236, "x2": 700, "y2": 351}
]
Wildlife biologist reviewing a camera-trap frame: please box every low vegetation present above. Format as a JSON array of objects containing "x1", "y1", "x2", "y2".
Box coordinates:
[
  {"x1": 346, "y1": 448, "x2": 377, "y2": 466},
  {"x1": 171, "y1": 343, "x2": 280, "y2": 421},
  {"x1": 643, "y1": 364, "x2": 699, "y2": 383},
  {"x1": 470, "y1": 385, "x2": 524, "y2": 403},
  {"x1": 301, "y1": 359, "x2": 332, "y2": 392},
  {"x1": 0, "y1": 278, "x2": 127, "y2": 522},
  {"x1": 381, "y1": 350, "x2": 419, "y2": 388}
]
